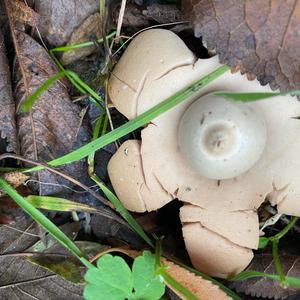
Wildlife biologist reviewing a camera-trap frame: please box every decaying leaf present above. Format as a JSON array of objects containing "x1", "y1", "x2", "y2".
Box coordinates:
[
  {"x1": 61, "y1": 12, "x2": 103, "y2": 65},
  {"x1": 35, "y1": 0, "x2": 99, "y2": 46},
  {"x1": 142, "y1": 4, "x2": 184, "y2": 24},
  {"x1": 29, "y1": 241, "x2": 108, "y2": 283},
  {"x1": 183, "y1": 0, "x2": 300, "y2": 92},
  {"x1": 231, "y1": 254, "x2": 300, "y2": 299},
  {"x1": 11, "y1": 29, "x2": 90, "y2": 195},
  {"x1": 111, "y1": 3, "x2": 184, "y2": 28},
  {"x1": 0, "y1": 30, "x2": 18, "y2": 153},
  {"x1": 0, "y1": 172, "x2": 29, "y2": 197},
  {"x1": 0, "y1": 213, "x2": 83, "y2": 299},
  {"x1": 5, "y1": 0, "x2": 39, "y2": 27},
  {"x1": 161, "y1": 258, "x2": 231, "y2": 300},
  {"x1": 112, "y1": 2, "x2": 151, "y2": 28}
]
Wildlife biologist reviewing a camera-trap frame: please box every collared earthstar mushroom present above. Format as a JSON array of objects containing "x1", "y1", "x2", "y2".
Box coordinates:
[{"x1": 107, "y1": 29, "x2": 300, "y2": 278}]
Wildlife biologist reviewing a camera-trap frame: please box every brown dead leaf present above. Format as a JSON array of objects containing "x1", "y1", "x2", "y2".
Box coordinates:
[
  {"x1": 61, "y1": 13, "x2": 103, "y2": 65},
  {"x1": 142, "y1": 4, "x2": 184, "y2": 24},
  {"x1": 231, "y1": 254, "x2": 300, "y2": 299},
  {"x1": 111, "y1": 3, "x2": 184, "y2": 28},
  {"x1": 0, "y1": 172, "x2": 29, "y2": 197},
  {"x1": 12, "y1": 30, "x2": 90, "y2": 195},
  {"x1": 112, "y1": 2, "x2": 151, "y2": 28},
  {"x1": 5, "y1": 0, "x2": 39, "y2": 27},
  {"x1": 0, "y1": 213, "x2": 83, "y2": 299},
  {"x1": 28, "y1": 241, "x2": 109, "y2": 283},
  {"x1": 35, "y1": 0, "x2": 99, "y2": 46},
  {"x1": 3, "y1": 1, "x2": 91, "y2": 196},
  {"x1": 183, "y1": 0, "x2": 300, "y2": 92},
  {"x1": 162, "y1": 259, "x2": 232, "y2": 300},
  {"x1": 0, "y1": 30, "x2": 18, "y2": 153}
]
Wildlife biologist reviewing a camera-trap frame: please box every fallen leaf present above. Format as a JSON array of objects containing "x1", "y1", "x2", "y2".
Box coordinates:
[
  {"x1": 28, "y1": 222, "x2": 80, "y2": 253},
  {"x1": 111, "y1": 3, "x2": 184, "y2": 28},
  {"x1": 0, "y1": 172, "x2": 29, "y2": 197},
  {"x1": 35, "y1": 0, "x2": 99, "y2": 46},
  {"x1": 29, "y1": 241, "x2": 108, "y2": 283},
  {"x1": 163, "y1": 259, "x2": 232, "y2": 300},
  {"x1": 0, "y1": 212, "x2": 83, "y2": 299},
  {"x1": 0, "y1": 29, "x2": 18, "y2": 153},
  {"x1": 9, "y1": 29, "x2": 90, "y2": 195},
  {"x1": 61, "y1": 13, "x2": 104, "y2": 65},
  {"x1": 231, "y1": 254, "x2": 300, "y2": 299},
  {"x1": 111, "y1": 2, "x2": 151, "y2": 28},
  {"x1": 5, "y1": 0, "x2": 39, "y2": 27},
  {"x1": 183, "y1": 0, "x2": 300, "y2": 92},
  {"x1": 142, "y1": 4, "x2": 184, "y2": 24}
]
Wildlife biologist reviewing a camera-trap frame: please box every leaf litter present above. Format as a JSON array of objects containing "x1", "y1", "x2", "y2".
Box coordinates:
[{"x1": 1, "y1": 0, "x2": 300, "y2": 300}]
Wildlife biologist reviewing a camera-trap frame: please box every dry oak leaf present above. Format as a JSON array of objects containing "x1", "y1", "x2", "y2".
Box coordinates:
[
  {"x1": 231, "y1": 254, "x2": 300, "y2": 299},
  {"x1": 0, "y1": 30, "x2": 18, "y2": 153},
  {"x1": 13, "y1": 31, "x2": 90, "y2": 195},
  {"x1": 61, "y1": 12, "x2": 103, "y2": 65},
  {"x1": 35, "y1": 0, "x2": 99, "y2": 46},
  {"x1": 183, "y1": 0, "x2": 300, "y2": 92}
]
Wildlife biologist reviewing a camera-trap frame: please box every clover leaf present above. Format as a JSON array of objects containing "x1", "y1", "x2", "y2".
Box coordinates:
[{"x1": 84, "y1": 251, "x2": 165, "y2": 300}]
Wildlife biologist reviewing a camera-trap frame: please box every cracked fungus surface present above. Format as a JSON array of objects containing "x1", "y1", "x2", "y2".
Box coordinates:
[{"x1": 107, "y1": 29, "x2": 300, "y2": 277}]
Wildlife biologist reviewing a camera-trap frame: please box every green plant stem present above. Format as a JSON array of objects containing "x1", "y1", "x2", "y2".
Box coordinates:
[
  {"x1": 0, "y1": 177, "x2": 94, "y2": 269},
  {"x1": 155, "y1": 237, "x2": 162, "y2": 268},
  {"x1": 231, "y1": 270, "x2": 300, "y2": 288},
  {"x1": 50, "y1": 31, "x2": 116, "y2": 53},
  {"x1": 50, "y1": 53, "x2": 85, "y2": 93},
  {"x1": 271, "y1": 238, "x2": 287, "y2": 287},
  {"x1": 158, "y1": 267, "x2": 199, "y2": 300},
  {"x1": 155, "y1": 238, "x2": 200, "y2": 300},
  {"x1": 19, "y1": 71, "x2": 66, "y2": 112},
  {"x1": 26, "y1": 65, "x2": 229, "y2": 173},
  {"x1": 88, "y1": 113, "x2": 104, "y2": 174},
  {"x1": 274, "y1": 216, "x2": 299, "y2": 240}
]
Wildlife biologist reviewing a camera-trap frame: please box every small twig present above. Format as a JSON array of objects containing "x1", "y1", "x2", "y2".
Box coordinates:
[
  {"x1": 112, "y1": 21, "x2": 189, "y2": 57},
  {"x1": 0, "y1": 153, "x2": 112, "y2": 208},
  {"x1": 116, "y1": 0, "x2": 127, "y2": 39}
]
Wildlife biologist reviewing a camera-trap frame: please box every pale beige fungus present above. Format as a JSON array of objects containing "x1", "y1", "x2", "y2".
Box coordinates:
[{"x1": 108, "y1": 29, "x2": 300, "y2": 278}]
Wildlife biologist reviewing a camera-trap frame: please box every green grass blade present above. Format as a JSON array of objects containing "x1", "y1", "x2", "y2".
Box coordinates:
[
  {"x1": 231, "y1": 270, "x2": 300, "y2": 288},
  {"x1": 67, "y1": 71, "x2": 104, "y2": 103},
  {"x1": 90, "y1": 175, "x2": 154, "y2": 248},
  {"x1": 19, "y1": 69, "x2": 104, "y2": 113},
  {"x1": 0, "y1": 178, "x2": 93, "y2": 269},
  {"x1": 27, "y1": 195, "x2": 100, "y2": 213},
  {"x1": 25, "y1": 64, "x2": 229, "y2": 173},
  {"x1": 19, "y1": 71, "x2": 66, "y2": 112},
  {"x1": 159, "y1": 268, "x2": 198, "y2": 300},
  {"x1": 50, "y1": 31, "x2": 116, "y2": 53},
  {"x1": 215, "y1": 90, "x2": 300, "y2": 102}
]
